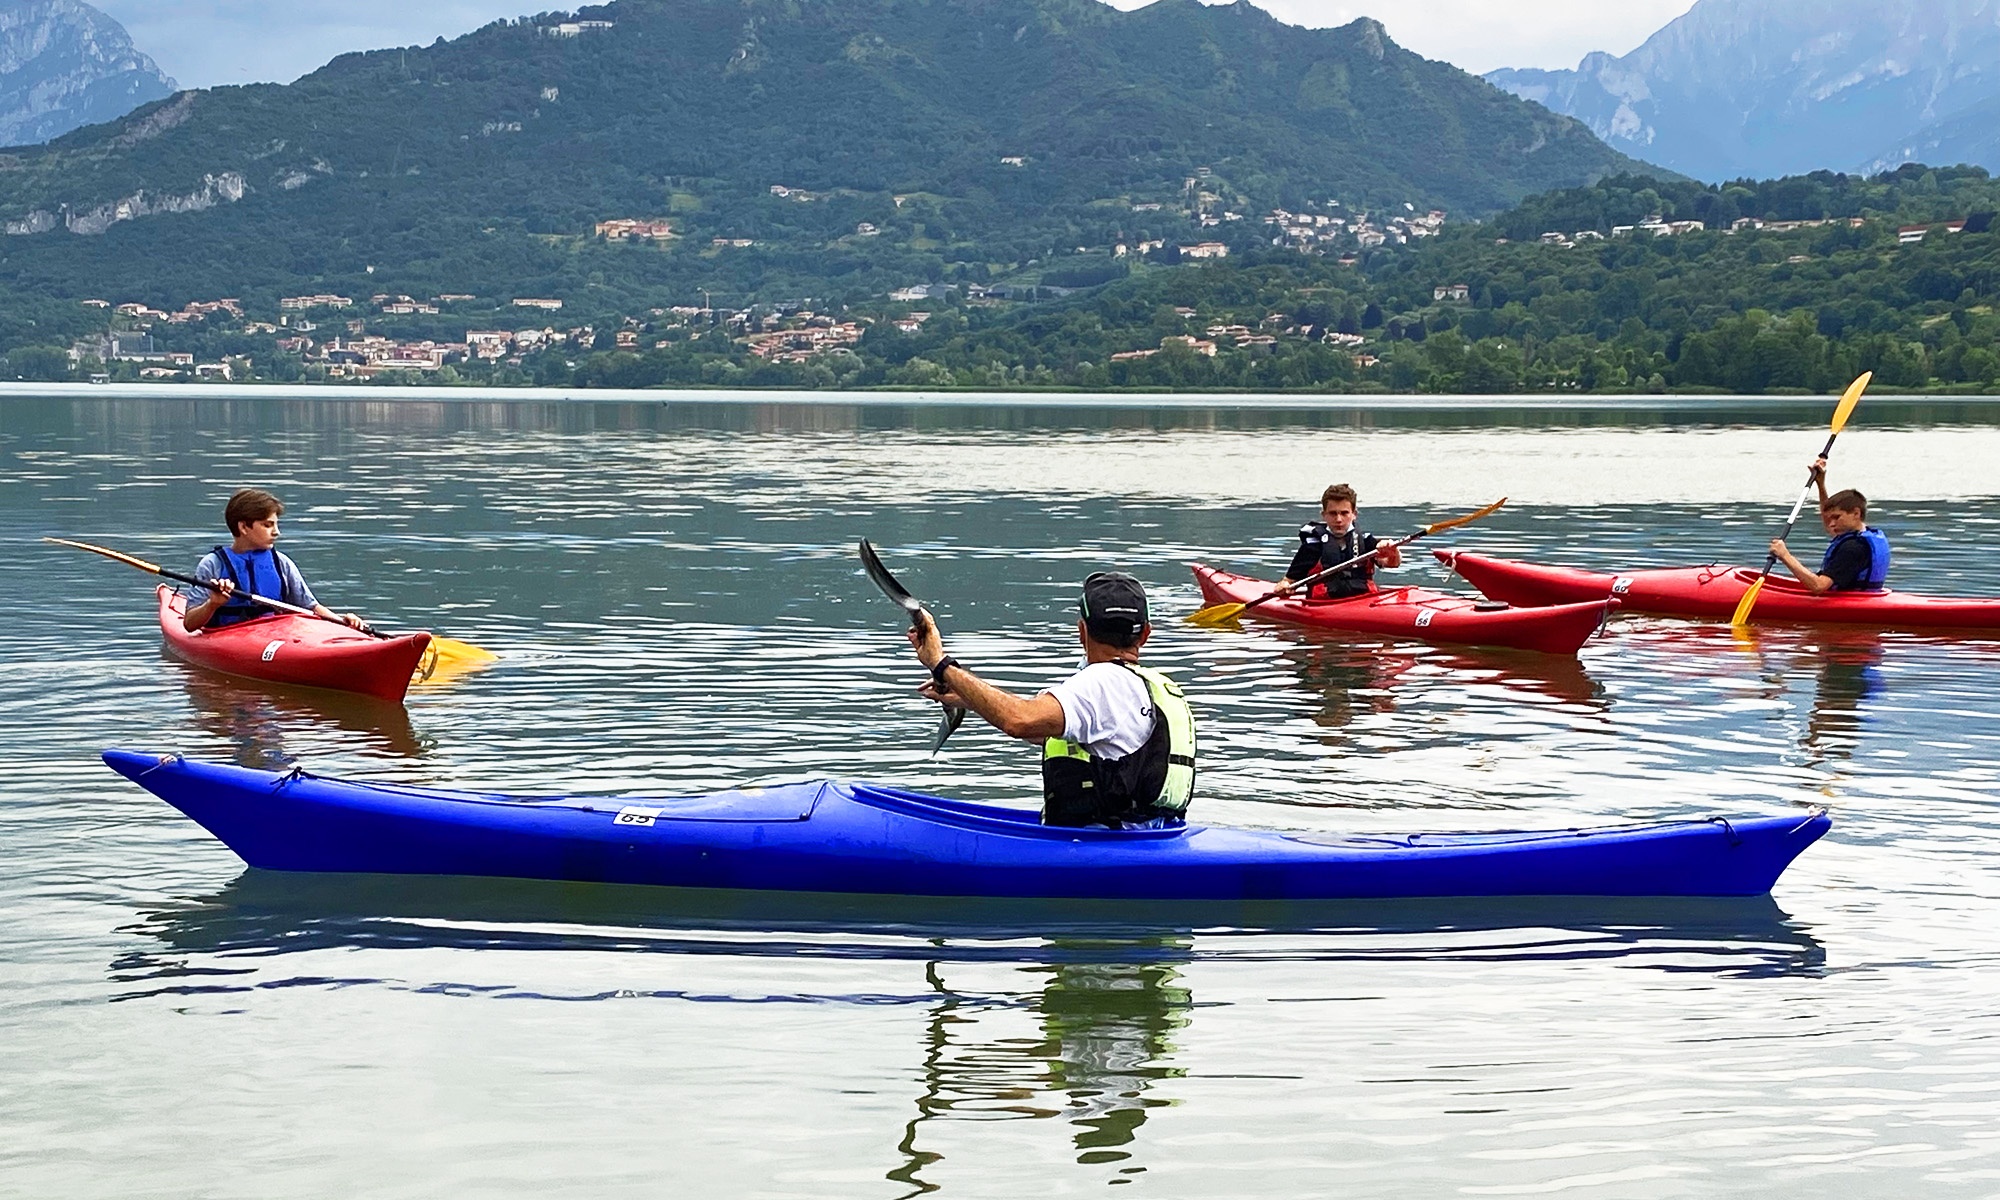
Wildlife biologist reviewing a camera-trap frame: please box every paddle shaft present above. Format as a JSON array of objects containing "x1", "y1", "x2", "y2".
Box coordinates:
[
  {"x1": 1754, "y1": 428, "x2": 1843, "y2": 580},
  {"x1": 45, "y1": 537, "x2": 385, "y2": 637}
]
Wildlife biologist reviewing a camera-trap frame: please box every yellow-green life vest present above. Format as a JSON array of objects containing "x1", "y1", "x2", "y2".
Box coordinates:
[{"x1": 1040, "y1": 662, "x2": 1195, "y2": 828}]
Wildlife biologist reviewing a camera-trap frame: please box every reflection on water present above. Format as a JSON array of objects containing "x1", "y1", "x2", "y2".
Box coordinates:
[
  {"x1": 171, "y1": 660, "x2": 432, "y2": 766},
  {"x1": 892, "y1": 943, "x2": 1191, "y2": 1195},
  {"x1": 111, "y1": 871, "x2": 1827, "y2": 990}
]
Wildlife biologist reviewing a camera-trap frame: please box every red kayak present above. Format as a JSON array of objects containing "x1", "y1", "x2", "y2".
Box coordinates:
[
  {"x1": 1191, "y1": 566, "x2": 1612, "y2": 655},
  {"x1": 1436, "y1": 551, "x2": 2000, "y2": 630},
  {"x1": 157, "y1": 585, "x2": 433, "y2": 702}
]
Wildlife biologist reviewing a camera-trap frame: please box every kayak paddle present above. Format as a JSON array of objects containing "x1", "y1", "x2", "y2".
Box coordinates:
[
  {"x1": 1729, "y1": 372, "x2": 1873, "y2": 628},
  {"x1": 43, "y1": 536, "x2": 498, "y2": 670},
  {"x1": 1187, "y1": 497, "x2": 1509, "y2": 627},
  {"x1": 859, "y1": 539, "x2": 967, "y2": 754}
]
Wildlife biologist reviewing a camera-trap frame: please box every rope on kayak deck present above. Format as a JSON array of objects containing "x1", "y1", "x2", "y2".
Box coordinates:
[
  {"x1": 135, "y1": 753, "x2": 183, "y2": 779},
  {"x1": 1788, "y1": 808, "x2": 1830, "y2": 835},
  {"x1": 1705, "y1": 816, "x2": 1742, "y2": 846}
]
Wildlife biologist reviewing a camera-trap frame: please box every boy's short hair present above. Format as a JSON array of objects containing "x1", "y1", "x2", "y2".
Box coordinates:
[
  {"x1": 1822, "y1": 489, "x2": 1867, "y2": 517},
  {"x1": 1320, "y1": 483, "x2": 1359, "y2": 509},
  {"x1": 224, "y1": 488, "x2": 284, "y2": 536}
]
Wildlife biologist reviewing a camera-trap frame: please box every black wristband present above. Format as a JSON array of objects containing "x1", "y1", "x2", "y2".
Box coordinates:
[{"x1": 930, "y1": 656, "x2": 960, "y2": 689}]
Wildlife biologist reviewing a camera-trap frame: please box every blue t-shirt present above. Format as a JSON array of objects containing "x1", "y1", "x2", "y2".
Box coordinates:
[{"x1": 190, "y1": 548, "x2": 317, "y2": 614}]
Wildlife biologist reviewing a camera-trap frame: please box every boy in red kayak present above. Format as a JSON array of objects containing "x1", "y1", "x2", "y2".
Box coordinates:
[
  {"x1": 1769, "y1": 457, "x2": 1892, "y2": 594},
  {"x1": 1276, "y1": 483, "x2": 1402, "y2": 600},
  {"x1": 183, "y1": 488, "x2": 367, "y2": 632}
]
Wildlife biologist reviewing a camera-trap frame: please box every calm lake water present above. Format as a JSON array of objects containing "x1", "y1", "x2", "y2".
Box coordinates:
[{"x1": 5, "y1": 391, "x2": 2000, "y2": 1198}]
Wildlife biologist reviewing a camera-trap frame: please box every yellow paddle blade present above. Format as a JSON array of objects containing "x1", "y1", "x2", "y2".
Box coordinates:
[
  {"x1": 430, "y1": 636, "x2": 498, "y2": 667},
  {"x1": 1184, "y1": 602, "x2": 1248, "y2": 627},
  {"x1": 1829, "y1": 372, "x2": 1872, "y2": 437},
  {"x1": 410, "y1": 637, "x2": 498, "y2": 687},
  {"x1": 1729, "y1": 577, "x2": 1768, "y2": 627},
  {"x1": 1422, "y1": 497, "x2": 1508, "y2": 536}
]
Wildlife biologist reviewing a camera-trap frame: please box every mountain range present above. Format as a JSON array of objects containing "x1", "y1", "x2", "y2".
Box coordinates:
[
  {"x1": 0, "y1": 0, "x2": 1651, "y2": 308},
  {"x1": 0, "y1": 0, "x2": 173, "y2": 148},
  {"x1": 1487, "y1": 0, "x2": 2000, "y2": 181}
]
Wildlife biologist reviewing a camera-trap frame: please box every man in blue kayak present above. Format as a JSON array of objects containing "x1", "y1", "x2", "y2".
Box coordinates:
[
  {"x1": 907, "y1": 572, "x2": 1196, "y2": 829},
  {"x1": 1769, "y1": 456, "x2": 1891, "y2": 594},
  {"x1": 1276, "y1": 483, "x2": 1402, "y2": 600},
  {"x1": 183, "y1": 488, "x2": 367, "y2": 632}
]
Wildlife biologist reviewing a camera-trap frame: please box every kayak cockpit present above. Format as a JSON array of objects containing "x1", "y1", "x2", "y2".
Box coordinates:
[{"x1": 843, "y1": 782, "x2": 1191, "y2": 839}]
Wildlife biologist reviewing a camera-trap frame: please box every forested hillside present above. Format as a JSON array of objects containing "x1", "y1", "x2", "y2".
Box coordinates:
[
  {"x1": 0, "y1": 0, "x2": 1643, "y2": 313},
  {"x1": 6, "y1": 165, "x2": 1999, "y2": 395}
]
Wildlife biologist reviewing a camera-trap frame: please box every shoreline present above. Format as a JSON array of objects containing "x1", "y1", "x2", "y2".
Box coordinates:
[{"x1": 7, "y1": 382, "x2": 2000, "y2": 411}]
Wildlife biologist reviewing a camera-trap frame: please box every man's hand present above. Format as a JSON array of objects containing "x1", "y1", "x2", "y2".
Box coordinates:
[
  {"x1": 918, "y1": 680, "x2": 968, "y2": 709},
  {"x1": 905, "y1": 607, "x2": 945, "y2": 669}
]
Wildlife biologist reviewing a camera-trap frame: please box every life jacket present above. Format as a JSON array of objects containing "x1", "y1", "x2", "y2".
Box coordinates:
[
  {"x1": 207, "y1": 545, "x2": 298, "y2": 627},
  {"x1": 1819, "y1": 527, "x2": 1890, "y2": 591},
  {"x1": 1305, "y1": 524, "x2": 1375, "y2": 600},
  {"x1": 1041, "y1": 663, "x2": 1196, "y2": 829}
]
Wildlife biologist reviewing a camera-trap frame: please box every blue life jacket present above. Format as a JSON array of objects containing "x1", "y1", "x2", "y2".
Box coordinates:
[
  {"x1": 208, "y1": 545, "x2": 294, "y2": 627},
  {"x1": 1820, "y1": 527, "x2": 1891, "y2": 591}
]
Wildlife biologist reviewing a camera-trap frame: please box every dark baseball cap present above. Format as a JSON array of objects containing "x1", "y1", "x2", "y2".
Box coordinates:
[{"x1": 1080, "y1": 571, "x2": 1149, "y2": 635}]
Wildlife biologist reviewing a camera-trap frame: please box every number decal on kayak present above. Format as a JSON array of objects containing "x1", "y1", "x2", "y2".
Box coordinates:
[
  {"x1": 261, "y1": 641, "x2": 283, "y2": 662},
  {"x1": 1612, "y1": 577, "x2": 1634, "y2": 595},
  {"x1": 1415, "y1": 609, "x2": 1436, "y2": 628},
  {"x1": 614, "y1": 806, "x2": 661, "y2": 828}
]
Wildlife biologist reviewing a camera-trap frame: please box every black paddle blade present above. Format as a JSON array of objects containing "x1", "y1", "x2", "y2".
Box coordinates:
[
  {"x1": 859, "y1": 539, "x2": 925, "y2": 627},
  {"x1": 932, "y1": 705, "x2": 968, "y2": 755}
]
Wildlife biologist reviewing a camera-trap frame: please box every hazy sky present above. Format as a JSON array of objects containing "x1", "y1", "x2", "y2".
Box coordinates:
[{"x1": 94, "y1": 0, "x2": 1702, "y2": 90}]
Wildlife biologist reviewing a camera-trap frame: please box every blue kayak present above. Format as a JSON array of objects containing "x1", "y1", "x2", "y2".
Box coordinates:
[{"x1": 102, "y1": 750, "x2": 1830, "y2": 900}]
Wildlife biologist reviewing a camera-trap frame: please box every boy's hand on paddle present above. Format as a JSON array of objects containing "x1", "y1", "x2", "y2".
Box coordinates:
[
  {"x1": 1809, "y1": 457, "x2": 1828, "y2": 483},
  {"x1": 339, "y1": 612, "x2": 368, "y2": 631},
  {"x1": 1768, "y1": 538, "x2": 1790, "y2": 559}
]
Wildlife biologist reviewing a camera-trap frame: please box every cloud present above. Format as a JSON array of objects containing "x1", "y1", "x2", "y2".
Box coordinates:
[{"x1": 93, "y1": 0, "x2": 1702, "y2": 90}]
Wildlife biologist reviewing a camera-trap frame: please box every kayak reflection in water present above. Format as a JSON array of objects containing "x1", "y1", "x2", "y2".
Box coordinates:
[
  {"x1": 1275, "y1": 483, "x2": 1404, "y2": 601},
  {"x1": 888, "y1": 940, "x2": 1192, "y2": 1194},
  {"x1": 182, "y1": 488, "x2": 368, "y2": 632},
  {"x1": 907, "y1": 572, "x2": 1197, "y2": 830}
]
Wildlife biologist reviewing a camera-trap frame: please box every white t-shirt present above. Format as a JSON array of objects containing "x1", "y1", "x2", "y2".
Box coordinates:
[{"x1": 1046, "y1": 662, "x2": 1155, "y2": 760}]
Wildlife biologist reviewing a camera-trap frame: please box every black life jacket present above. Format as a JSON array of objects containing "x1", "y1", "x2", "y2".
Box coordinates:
[
  {"x1": 1041, "y1": 664, "x2": 1196, "y2": 829},
  {"x1": 1306, "y1": 524, "x2": 1374, "y2": 600},
  {"x1": 207, "y1": 546, "x2": 297, "y2": 627}
]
